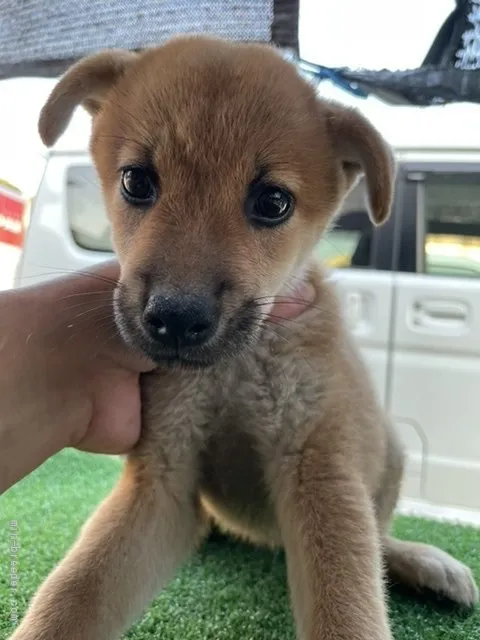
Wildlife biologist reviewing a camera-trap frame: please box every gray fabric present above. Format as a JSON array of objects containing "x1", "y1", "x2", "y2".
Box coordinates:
[{"x1": 0, "y1": 0, "x2": 299, "y2": 79}]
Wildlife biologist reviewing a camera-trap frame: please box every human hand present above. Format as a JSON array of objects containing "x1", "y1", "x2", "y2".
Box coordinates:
[{"x1": 0, "y1": 261, "x2": 154, "y2": 492}]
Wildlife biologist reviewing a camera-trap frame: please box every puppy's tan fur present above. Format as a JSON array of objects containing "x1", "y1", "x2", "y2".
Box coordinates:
[{"x1": 12, "y1": 36, "x2": 478, "y2": 640}]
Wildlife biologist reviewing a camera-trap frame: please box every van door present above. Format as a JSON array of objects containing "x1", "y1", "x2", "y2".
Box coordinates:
[
  {"x1": 314, "y1": 177, "x2": 397, "y2": 408},
  {"x1": 390, "y1": 164, "x2": 480, "y2": 510},
  {"x1": 16, "y1": 154, "x2": 114, "y2": 287}
]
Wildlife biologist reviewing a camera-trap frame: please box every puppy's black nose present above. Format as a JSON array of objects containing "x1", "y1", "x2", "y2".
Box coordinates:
[{"x1": 143, "y1": 293, "x2": 218, "y2": 348}]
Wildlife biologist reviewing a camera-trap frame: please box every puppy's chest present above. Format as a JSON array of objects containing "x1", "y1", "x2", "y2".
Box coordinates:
[
  {"x1": 141, "y1": 338, "x2": 326, "y2": 538},
  {"x1": 142, "y1": 338, "x2": 326, "y2": 467},
  {"x1": 146, "y1": 342, "x2": 324, "y2": 435},
  {"x1": 212, "y1": 345, "x2": 324, "y2": 449},
  {"x1": 198, "y1": 346, "x2": 325, "y2": 540}
]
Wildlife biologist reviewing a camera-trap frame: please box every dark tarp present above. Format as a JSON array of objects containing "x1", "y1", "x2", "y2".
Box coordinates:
[
  {"x1": 0, "y1": 0, "x2": 299, "y2": 80},
  {"x1": 303, "y1": 0, "x2": 480, "y2": 106}
]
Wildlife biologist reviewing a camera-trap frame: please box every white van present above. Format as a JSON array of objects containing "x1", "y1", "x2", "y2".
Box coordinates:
[{"x1": 14, "y1": 129, "x2": 480, "y2": 521}]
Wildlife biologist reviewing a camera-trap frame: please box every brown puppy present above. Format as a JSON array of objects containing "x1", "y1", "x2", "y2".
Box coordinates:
[{"x1": 12, "y1": 36, "x2": 478, "y2": 640}]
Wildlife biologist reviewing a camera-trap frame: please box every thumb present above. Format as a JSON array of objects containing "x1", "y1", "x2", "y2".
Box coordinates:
[{"x1": 76, "y1": 371, "x2": 142, "y2": 454}]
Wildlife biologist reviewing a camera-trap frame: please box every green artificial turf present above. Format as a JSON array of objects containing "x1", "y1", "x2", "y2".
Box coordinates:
[{"x1": 1, "y1": 450, "x2": 479, "y2": 640}]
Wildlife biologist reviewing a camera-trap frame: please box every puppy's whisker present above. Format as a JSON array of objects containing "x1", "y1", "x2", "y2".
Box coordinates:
[
  {"x1": 252, "y1": 295, "x2": 313, "y2": 303},
  {"x1": 66, "y1": 312, "x2": 113, "y2": 333},
  {"x1": 261, "y1": 322, "x2": 319, "y2": 379},
  {"x1": 251, "y1": 300, "x2": 319, "y2": 314},
  {"x1": 71, "y1": 303, "x2": 114, "y2": 320},
  {"x1": 20, "y1": 263, "x2": 119, "y2": 287},
  {"x1": 263, "y1": 314, "x2": 299, "y2": 325},
  {"x1": 58, "y1": 290, "x2": 114, "y2": 302},
  {"x1": 35, "y1": 305, "x2": 114, "y2": 342},
  {"x1": 60, "y1": 298, "x2": 113, "y2": 314},
  {"x1": 62, "y1": 313, "x2": 116, "y2": 346},
  {"x1": 89, "y1": 329, "x2": 123, "y2": 358},
  {"x1": 14, "y1": 270, "x2": 114, "y2": 285},
  {"x1": 252, "y1": 316, "x2": 290, "y2": 346},
  {"x1": 252, "y1": 299, "x2": 313, "y2": 307},
  {"x1": 252, "y1": 300, "x2": 338, "y2": 320}
]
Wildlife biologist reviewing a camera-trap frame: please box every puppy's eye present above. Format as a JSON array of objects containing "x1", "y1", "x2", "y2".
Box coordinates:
[
  {"x1": 120, "y1": 166, "x2": 157, "y2": 206},
  {"x1": 246, "y1": 184, "x2": 294, "y2": 228}
]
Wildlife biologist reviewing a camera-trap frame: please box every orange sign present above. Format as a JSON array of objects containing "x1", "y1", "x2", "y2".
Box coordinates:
[{"x1": 0, "y1": 187, "x2": 25, "y2": 248}]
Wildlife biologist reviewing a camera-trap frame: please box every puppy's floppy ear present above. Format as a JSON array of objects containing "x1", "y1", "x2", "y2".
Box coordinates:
[
  {"x1": 326, "y1": 102, "x2": 395, "y2": 225},
  {"x1": 38, "y1": 49, "x2": 137, "y2": 147}
]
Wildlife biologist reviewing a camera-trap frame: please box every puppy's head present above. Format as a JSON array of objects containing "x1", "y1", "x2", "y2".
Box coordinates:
[{"x1": 40, "y1": 36, "x2": 395, "y2": 367}]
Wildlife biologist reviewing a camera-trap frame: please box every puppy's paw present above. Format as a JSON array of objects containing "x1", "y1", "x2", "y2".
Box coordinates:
[
  {"x1": 414, "y1": 544, "x2": 479, "y2": 607},
  {"x1": 385, "y1": 537, "x2": 479, "y2": 608}
]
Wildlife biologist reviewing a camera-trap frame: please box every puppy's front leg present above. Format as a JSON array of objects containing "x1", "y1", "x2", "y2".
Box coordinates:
[
  {"x1": 10, "y1": 455, "x2": 204, "y2": 640},
  {"x1": 273, "y1": 447, "x2": 392, "y2": 640}
]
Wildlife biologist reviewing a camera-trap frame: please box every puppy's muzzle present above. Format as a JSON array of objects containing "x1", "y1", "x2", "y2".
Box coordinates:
[{"x1": 143, "y1": 292, "x2": 219, "y2": 349}]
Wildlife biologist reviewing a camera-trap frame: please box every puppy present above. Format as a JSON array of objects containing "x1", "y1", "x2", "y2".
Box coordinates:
[{"x1": 11, "y1": 36, "x2": 478, "y2": 640}]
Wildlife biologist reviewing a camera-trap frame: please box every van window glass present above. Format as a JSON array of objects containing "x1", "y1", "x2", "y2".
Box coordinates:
[
  {"x1": 421, "y1": 173, "x2": 480, "y2": 277},
  {"x1": 314, "y1": 179, "x2": 374, "y2": 269},
  {"x1": 66, "y1": 165, "x2": 113, "y2": 252}
]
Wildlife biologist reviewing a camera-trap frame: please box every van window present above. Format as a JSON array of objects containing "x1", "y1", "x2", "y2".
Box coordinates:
[
  {"x1": 314, "y1": 179, "x2": 374, "y2": 269},
  {"x1": 66, "y1": 165, "x2": 113, "y2": 252},
  {"x1": 420, "y1": 172, "x2": 480, "y2": 277}
]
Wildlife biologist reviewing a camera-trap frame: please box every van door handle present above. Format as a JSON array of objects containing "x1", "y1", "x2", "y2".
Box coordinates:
[
  {"x1": 345, "y1": 291, "x2": 363, "y2": 327},
  {"x1": 412, "y1": 300, "x2": 469, "y2": 330}
]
